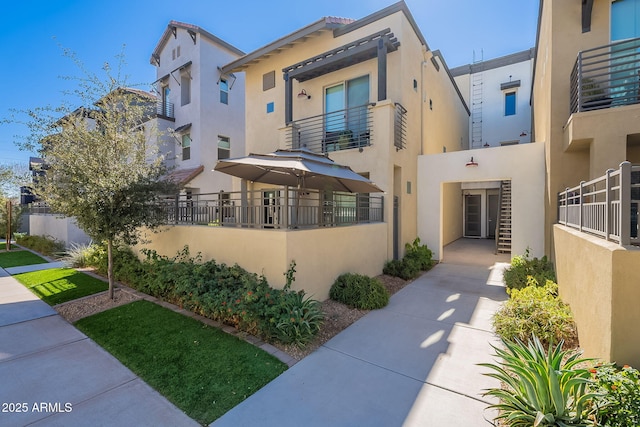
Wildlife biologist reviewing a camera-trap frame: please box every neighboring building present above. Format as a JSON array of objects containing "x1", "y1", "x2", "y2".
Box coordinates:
[
  {"x1": 149, "y1": 21, "x2": 246, "y2": 195},
  {"x1": 533, "y1": 0, "x2": 640, "y2": 366},
  {"x1": 143, "y1": 1, "x2": 470, "y2": 299},
  {"x1": 20, "y1": 157, "x2": 45, "y2": 206},
  {"x1": 451, "y1": 49, "x2": 535, "y2": 149}
]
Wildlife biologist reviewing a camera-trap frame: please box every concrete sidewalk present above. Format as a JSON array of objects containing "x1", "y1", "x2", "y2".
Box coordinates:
[
  {"x1": 213, "y1": 260, "x2": 509, "y2": 426},
  {"x1": 0, "y1": 262, "x2": 199, "y2": 427}
]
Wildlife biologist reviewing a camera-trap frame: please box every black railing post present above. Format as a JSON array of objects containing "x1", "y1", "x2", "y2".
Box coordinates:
[
  {"x1": 174, "y1": 194, "x2": 179, "y2": 225},
  {"x1": 576, "y1": 52, "x2": 583, "y2": 113}
]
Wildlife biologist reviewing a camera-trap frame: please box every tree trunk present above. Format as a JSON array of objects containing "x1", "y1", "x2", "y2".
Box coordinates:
[{"x1": 107, "y1": 238, "x2": 114, "y2": 300}]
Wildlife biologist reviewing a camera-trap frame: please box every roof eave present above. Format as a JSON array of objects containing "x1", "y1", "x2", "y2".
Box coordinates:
[
  {"x1": 150, "y1": 21, "x2": 244, "y2": 66},
  {"x1": 333, "y1": 1, "x2": 429, "y2": 50},
  {"x1": 221, "y1": 18, "x2": 345, "y2": 74}
]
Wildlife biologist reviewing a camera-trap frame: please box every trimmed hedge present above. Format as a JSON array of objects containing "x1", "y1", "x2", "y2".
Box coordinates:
[{"x1": 330, "y1": 273, "x2": 389, "y2": 310}]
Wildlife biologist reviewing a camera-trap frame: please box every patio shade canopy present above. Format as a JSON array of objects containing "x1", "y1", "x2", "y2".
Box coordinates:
[{"x1": 214, "y1": 148, "x2": 383, "y2": 193}]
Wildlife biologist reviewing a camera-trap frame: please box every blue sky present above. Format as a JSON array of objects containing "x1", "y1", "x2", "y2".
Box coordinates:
[{"x1": 0, "y1": 0, "x2": 538, "y2": 166}]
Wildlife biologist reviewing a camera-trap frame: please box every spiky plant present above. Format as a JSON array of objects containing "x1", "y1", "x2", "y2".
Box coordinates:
[{"x1": 480, "y1": 336, "x2": 597, "y2": 426}]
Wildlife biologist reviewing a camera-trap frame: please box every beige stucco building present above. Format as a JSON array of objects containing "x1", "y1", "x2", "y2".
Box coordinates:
[
  {"x1": 533, "y1": 0, "x2": 640, "y2": 366},
  {"x1": 141, "y1": 1, "x2": 469, "y2": 299}
]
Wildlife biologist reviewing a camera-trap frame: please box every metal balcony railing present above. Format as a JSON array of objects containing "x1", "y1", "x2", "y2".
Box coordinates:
[
  {"x1": 285, "y1": 104, "x2": 374, "y2": 154},
  {"x1": 570, "y1": 37, "x2": 640, "y2": 114},
  {"x1": 156, "y1": 100, "x2": 175, "y2": 119},
  {"x1": 394, "y1": 103, "x2": 407, "y2": 150},
  {"x1": 558, "y1": 162, "x2": 640, "y2": 245},
  {"x1": 157, "y1": 188, "x2": 384, "y2": 229}
]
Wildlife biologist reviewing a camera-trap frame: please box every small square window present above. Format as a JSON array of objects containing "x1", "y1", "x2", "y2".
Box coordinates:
[
  {"x1": 505, "y1": 92, "x2": 516, "y2": 116},
  {"x1": 220, "y1": 78, "x2": 228, "y2": 105},
  {"x1": 266, "y1": 102, "x2": 274, "y2": 113},
  {"x1": 218, "y1": 136, "x2": 230, "y2": 160},
  {"x1": 406, "y1": 181, "x2": 412, "y2": 194},
  {"x1": 182, "y1": 134, "x2": 191, "y2": 160}
]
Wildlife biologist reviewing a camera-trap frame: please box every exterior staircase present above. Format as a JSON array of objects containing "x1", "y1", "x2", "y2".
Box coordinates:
[{"x1": 496, "y1": 180, "x2": 512, "y2": 254}]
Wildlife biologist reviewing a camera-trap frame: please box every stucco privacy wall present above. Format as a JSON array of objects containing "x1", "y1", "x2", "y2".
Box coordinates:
[
  {"x1": 417, "y1": 142, "x2": 545, "y2": 261},
  {"x1": 554, "y1": 225, "x2": 640, "y2": 366},
  {"x1": 29, "y1": 214, "x2": 91, "y2": 248},
  {"x1": 136, "y1": 222, "x2": 387, "y2": 300}
]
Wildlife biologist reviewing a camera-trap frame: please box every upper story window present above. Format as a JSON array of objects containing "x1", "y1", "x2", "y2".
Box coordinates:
[
  {"x1": 325, "y1": 75, "x2": 370, "y2": 131},
  {"x1": 217, "y1": 135, "x2": 230, "y2": 159},
  {"x1": 612, "y1": 0, "x2": 640, "y2": 41},
  {"x1": 181, "y1": 74, "x2": 191, "y2": 106},
  {"x1": 220, "y1": 78, "x2": 229, "y2": 104},
  {"x1": 504, "y1": 91, "x2": 516, "y2": 116},
  {"x1": 182, "y1": 134, "x2": 191, "y2": 160}
]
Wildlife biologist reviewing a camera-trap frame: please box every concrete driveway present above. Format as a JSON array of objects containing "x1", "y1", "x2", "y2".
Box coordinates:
[
  {"x1": 0, "y1": 265, "x2": 199, "y2": 427},
  {"x1": 214, "y1": 247, "x2": 510, "y2": 426}
]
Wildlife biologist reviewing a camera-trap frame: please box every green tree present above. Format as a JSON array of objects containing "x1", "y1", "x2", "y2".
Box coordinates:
[{"x1": 13, "y1": 50, "x2": 177, "y2": 298}]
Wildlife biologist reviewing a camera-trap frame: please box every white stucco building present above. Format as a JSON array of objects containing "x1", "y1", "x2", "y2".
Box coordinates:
[
  {"x1": 451, "y1": 49, "x2": 534, "y2": 149},
  {"x1": 150, "y1": 21, "x2": 246, "y2": 195},
  {"x1": 415, "y1": 49, "x2": 539, "y2": 253}
]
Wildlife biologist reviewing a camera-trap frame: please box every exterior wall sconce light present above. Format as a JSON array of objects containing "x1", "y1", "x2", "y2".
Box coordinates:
[
  {"x1": 465, "y1": 157, "x2": 478, "y2": 167},
  {"x1": 297, "y1": 89, "x2": 311, "y2": 99}
]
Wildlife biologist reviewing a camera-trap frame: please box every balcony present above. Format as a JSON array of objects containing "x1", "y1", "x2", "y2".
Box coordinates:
[
  {"x1": 284, "y1": 102, "x2": 406, "y2": 154},
  {"x1": 156, "y1": 100, "x2": 175, "y2": 120},
  {"x1": 557, "y1": 162, "x2": 640, "y2": 245},
  {"x1": 285, "y1": 104, "x2": 374, "y2": 153},
  {"x1": 570, "y1": 37, "x2": 640, "y2": 114},
  {"x1": 158, "y1": 188, "x2": 384, "y2": 229}
]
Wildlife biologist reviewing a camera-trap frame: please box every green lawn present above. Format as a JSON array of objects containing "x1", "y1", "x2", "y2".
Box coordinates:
[
  {"x1": 0, "y1": 242, "x2": 5, "y2": 251},
  {"x1": 14, "y1": 268, "x2": 108, "y2": 305},
  {"x1": 75, "y1": 300, "x2": 287, "y2": 424},
  {"x1": 0, "y1": 250, "x2": 48, "y2": 268}
]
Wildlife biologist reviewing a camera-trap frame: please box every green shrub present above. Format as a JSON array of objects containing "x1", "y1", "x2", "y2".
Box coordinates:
[
  {"x1": 15, "y1": 234, "x2": 66, "y2": 256},
  {"x1": 404, "y1": 237, "x2": 433, "y2": 271},
  {"x1": 480, "y1": 336, "x2": 596, "y2": 427},
  {"x1": 503, "y1": 248, "x2": 556, "y2": 291},
  {"x1": 63, "y1": 242, "x2": 95, "y2": 268},
  {"x1": 330, "y1": 273, "x2": 390, "y2": 310},
  {"x1": 383, "y1": 258, "x2": 420, "y2": 280},
  {"x1": 272, "y1": 291, "x2": 323, "y2": 348},
  {"x1": 493, "y1": 279, "x2": 577, "y2": 348},
  {"x1": 383, "y1": 237, "x2": 433, "y2": 280},
  {"x1": 591, "y1": 363, "x2": 640, "y2": 427},
  {"x1": 84, "y1": 243, "x2": 144, "y2": 285},
  {"x1": 132, "y1": 247, "x2": 322, "y2": 347}
]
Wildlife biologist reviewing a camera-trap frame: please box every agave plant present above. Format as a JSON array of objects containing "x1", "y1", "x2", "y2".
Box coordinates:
[{"x1": 480, "y1": 335, "x2": 597, "y2": 426}]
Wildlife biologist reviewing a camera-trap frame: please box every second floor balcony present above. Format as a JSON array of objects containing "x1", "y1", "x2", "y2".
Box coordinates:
[
  {"x1": 156, "y1": 100, "x2": 175, "y2": 120},
  {"x1": 284, "y1": 102, "x2": 406, "y2": 154},
  {"x1": 570, "y1": 37, "x2": 640, "y2": 114}
]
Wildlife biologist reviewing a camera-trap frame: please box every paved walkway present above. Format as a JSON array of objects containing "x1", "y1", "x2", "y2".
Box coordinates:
[
  {"x1": 0, "y1": 260, "x2": 199, "y2": 427},
  {"x1": 213, "y1": 242, "x2": 510, "y2": 426}
]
